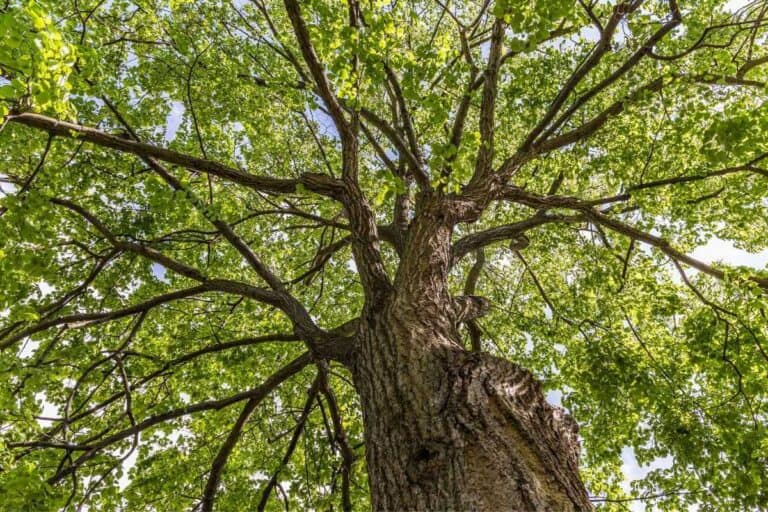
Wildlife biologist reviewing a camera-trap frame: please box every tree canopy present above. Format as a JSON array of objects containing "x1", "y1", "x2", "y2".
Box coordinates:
[{"x1": 1, "y1": 0, "x2": 768, "y2": 510}]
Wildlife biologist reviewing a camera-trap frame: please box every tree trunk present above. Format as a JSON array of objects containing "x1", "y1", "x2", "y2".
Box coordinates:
[{"x1": 349, "y1": 202, "x2": 592, "y2": 511}]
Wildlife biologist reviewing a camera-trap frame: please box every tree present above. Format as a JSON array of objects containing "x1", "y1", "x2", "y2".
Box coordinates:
[{"x1": 1, "y1": 0, "x2": 767, "y2": 509}]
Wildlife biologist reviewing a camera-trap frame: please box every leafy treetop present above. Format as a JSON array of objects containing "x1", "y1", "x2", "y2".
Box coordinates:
[{"x1": 1, "y1": 0, "x2": 768, "y2": 510}]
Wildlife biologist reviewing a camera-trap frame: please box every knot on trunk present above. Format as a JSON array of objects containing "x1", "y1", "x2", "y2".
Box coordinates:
[
  {"x1": 406, "y1": 440, "x2": 449, "y2": 485},
  {"x1": 453, "y1": 295, "x2": 491, "y2": 324}
]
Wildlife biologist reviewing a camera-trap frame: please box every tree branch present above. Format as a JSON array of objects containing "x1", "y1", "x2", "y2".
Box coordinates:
[
  {"x1": 519, "y1": 1, "x2": 638, "y2": 151},
  {"x1": 282, "y1": 0, "x2": 350, "y2": 140},
  {"x1": 585, "y1": 209, "x2": 768, "y2": 290},
  {"x1": 47, "y1": 352, "x2": 311, "y2": 485},
  {"x1": 200, "y1": 355, "x2": 297, "y2": 512},
  {"x1": 256, "y1": 373, "x2": 320, "y2": 511},
  {"x1": 534, "y1": 76, "x2": 666, "y2": 154},
  {"x1": 0, "y1": 284, "x2": 216, "y2": 352},
  {"x1": 538, "y1": 1, "x2": 681, "y2": 142},
  {"x1": 6, "y1": 112, "x2": 345, "y2": 199},
  {"x1": 317, "y1": 365, "x2": 354, "y2": 512},
  {"x1": 52, "y1": 198, "x2": 208, "y2": 282},
  {"x1": 467, "y1": 19, "x2": 504, "y2": 187},
  {"x1": 11, "y1": 334, "x2": 302, "y2": 451},
  {"x1": 498, "y1": 185, "x2": 768, "y2": 290},
  {"x1": 451, "y1": 214, "x2": 583, "y2": 263},
  {"x1": 96, "y1": 99, "x2": 344, "y2": 357},
  {"x1": 282, "y1": 0, "x2": 393, "y2": 299}
]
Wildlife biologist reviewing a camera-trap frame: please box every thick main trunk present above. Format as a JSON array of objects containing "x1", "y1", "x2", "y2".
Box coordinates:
[
  {"x1": 346, "y1": 199, "x2": 591, "y2": 510},
  {"x1": 350, "y1": 299, "x2": 592, "y2": 511}
]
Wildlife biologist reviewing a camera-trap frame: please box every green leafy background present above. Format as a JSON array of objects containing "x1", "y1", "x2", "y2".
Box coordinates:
[{"x1": 1, "y1": 0, "x2": 767, "y2": 510}]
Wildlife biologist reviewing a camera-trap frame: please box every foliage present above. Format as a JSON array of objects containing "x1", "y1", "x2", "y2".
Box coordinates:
[{"x1": 1, "y1": 0, "x2": 768, "y2": 510}]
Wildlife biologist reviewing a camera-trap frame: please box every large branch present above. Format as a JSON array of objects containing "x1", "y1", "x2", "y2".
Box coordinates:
[
  {"x1": 443, "y1": 24, "x2": 578, "y2": 164},
  {"x1": 462, "y1": 250, "x2": 486, "y2": 351},
  {"x1": 38, "y1": 248, "x2": 120, "y2": 319},
  {"x1": 200, "y1": 350, "x2": 304, "y2": 512},
  {"x1": 649, "y1": 17, "x2": 768, "y2": 62},
  {"x1": 500, "y1": 69, "x2": 762, "y2": 177},
  {"x1": 519, "y1": 0, "x2": 638, "y2": 151},
  {"x1": 534, "y1": 76, "x2": 666, "y2": 154},
  {"x1": 201, "y1": 396, "x2": 261, "y2": 511},
  {"x1": 52, "y1": 198, "x2": 208, "y2": 282},
  {"x1": 379, "y1": 64, "x2": 431, "y2": 188},
  {"x1": 99, "y1": 100, "x2": 285, "y2": 290},
  {"x1": 0, "y1": 278, "x2": 305, "y2": 353},
  {"x1": 585, "y1": 210, "x2": 768, "y2": 290},
  {"x1": 282, "y1": 0, "x2": 351, "y2": 141},
  {"x1": 6, "y1": 112, "x2": 345, "y2": 199},
  {"x1": 489, "y1": 2, "x2": 673, "y2": 187},
  {"x1": 628, "y1": 153, "x2": 768, "y2": 192},
  {"x1": 257, "y1": 374, "x2": 320, "y2": 511},
  {"x1": 96, "y1": 100, "x2": 346, "y2": 358},
  {"x1": 10, "y1": 334, "x2": 302, "y2": 451},
  {"x1": 46, "y1": 352, "x2": 311, "y2": 484},
  {"x1": 382, "y1": 64, "x2": 423, "y2": 166},
  {"x1": 282, "y1": 0, "x2": 392, "y2": 300},
  {"x1": 497, "y1": 187, "x2": 768, "y2": 291},
  {"x1": 453, "y1": 7, "x2": 649, "y2": 221},
  {"x1": 534, "y1": 73, "x2": 766, "y2": 161},
  {"x1": 451, "y1": 213, "x2": 584, "y2": 263},
  {"x1": 357, "y1": 106, "x2": 426, "y2": 186},
  {"x1": 495, "y1": 152, "x2": 768, "y2": 210},
  {"x1": 0, "y1": 284, "x2": 215, "y2": 352},
  {"x1": 467, "y1": 19, "x2": 504, "y2": 188},
  {"x1": 538, "y1": 0, "x2": 681, "y2": 142},
  {"x1": 317, "y1": 365, "x2": 354, "y2": 512}
]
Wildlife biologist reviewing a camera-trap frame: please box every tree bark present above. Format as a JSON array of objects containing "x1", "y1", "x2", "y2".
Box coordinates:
[
  {"x1": 349, "y1": 200, "x2": 592, "y2": 511},
  {"x1": 351, "y1": 306, "x2": 591, "y2": 511}
]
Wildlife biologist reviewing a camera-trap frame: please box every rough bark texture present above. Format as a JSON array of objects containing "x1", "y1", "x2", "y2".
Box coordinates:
[
  {"x1": 351, "y1": 310, "x2": 591, "y2": 511},
  {"x1": 349, "y1": 201, "x2": 592, "y2": 511}
]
